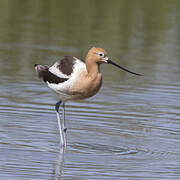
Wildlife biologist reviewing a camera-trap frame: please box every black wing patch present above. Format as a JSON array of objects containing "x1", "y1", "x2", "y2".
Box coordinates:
[
  {"x1": 35, "y1": 65, "x2": 68, "y2": 84},
  {"x1": 57, "y1": 56, "x2": 76, "y2": 76}
]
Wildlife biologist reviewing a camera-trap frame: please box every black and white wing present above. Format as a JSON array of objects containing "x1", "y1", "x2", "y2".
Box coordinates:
[{"x1": 35, "y1": 56, "x2": 84, "y2": 84}]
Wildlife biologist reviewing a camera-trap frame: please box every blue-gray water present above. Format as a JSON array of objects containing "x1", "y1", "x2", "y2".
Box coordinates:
[{"x1": 0, "y1": 1, "x2": 180, "y2": 179}]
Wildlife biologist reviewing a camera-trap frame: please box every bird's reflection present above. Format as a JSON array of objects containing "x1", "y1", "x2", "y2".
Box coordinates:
[{"x1": 53, "y1": 147, "x2": 66, "y2": 180}]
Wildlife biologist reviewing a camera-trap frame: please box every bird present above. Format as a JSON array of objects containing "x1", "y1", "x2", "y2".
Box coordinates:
[{"x1": 34, "y1": 47, "x2": 142, "y2": 147}]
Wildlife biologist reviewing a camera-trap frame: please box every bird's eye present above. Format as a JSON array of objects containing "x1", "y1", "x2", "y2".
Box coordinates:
[{"x1": 99, "y1": 53, "x2": 104, "y2": 57}]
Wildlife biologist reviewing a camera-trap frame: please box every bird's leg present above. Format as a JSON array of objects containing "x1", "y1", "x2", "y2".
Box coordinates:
[
  {"x1": 55, "y1": 100, "x2": 65, "y2": 147},
  {"x1": 62, "y1": 102, "x2": 67, "y2": 132},
  {"x1": 62, "y1": 102, "x2": 67, "y2": 147}
]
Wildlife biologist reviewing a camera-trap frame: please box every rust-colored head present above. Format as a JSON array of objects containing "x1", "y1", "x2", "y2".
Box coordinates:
[
  {"x1": 86, "y1": 47, "x2": 143, "y2": 76},
  {"x1": 86, "y1": 47, "x2": 109, "y2": 64}
]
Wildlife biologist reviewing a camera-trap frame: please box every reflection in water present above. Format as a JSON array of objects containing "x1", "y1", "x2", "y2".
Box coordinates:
[{"x1": 53, "y1": 147, "x2": 65, "y2": 180}]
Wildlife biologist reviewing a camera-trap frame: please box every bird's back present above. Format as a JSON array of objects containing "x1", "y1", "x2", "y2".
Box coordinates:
[{"x1": 35, "y1": 56, "x2": 85, "y2": 83}]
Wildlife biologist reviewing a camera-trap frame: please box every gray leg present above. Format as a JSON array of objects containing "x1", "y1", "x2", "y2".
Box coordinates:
[
  {"x1": 62, "y1": 102, "x2": 67, "y2": 147},
  {"x1": 55, "y1": 100, "x2": 64, "y2": 146}
]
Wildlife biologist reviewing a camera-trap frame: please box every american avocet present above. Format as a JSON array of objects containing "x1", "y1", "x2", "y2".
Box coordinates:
[{"x1": 35, "y1": 47, "x2": 142, "y2": 147}]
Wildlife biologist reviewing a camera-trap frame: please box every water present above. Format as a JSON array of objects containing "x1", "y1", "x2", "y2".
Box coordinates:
[{"x1": 0, "y1": 0, "x2": 180, "y2": 179}]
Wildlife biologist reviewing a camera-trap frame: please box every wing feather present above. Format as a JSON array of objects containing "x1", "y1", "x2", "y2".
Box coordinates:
[{"x1": 35, "y1": 65, "x2": 68, "y2": 84}]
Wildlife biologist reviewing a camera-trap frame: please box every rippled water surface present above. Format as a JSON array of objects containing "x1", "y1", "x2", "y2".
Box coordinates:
[{"x1": 0, "y1": 1, "x2": 180, "y2": 179}]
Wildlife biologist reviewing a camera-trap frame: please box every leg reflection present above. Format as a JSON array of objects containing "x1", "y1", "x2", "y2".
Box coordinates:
[{"x1": 53, "y1": 147, "x2": 66, "y2": 179}]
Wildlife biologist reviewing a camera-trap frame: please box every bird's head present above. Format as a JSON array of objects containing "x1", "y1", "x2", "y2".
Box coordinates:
[
  {"x1": 87, "y1": 47, "x2": 143, "y2": 76},
  {"x1": 87, "y1": 47, "x2": 108, "y2": 65}
]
